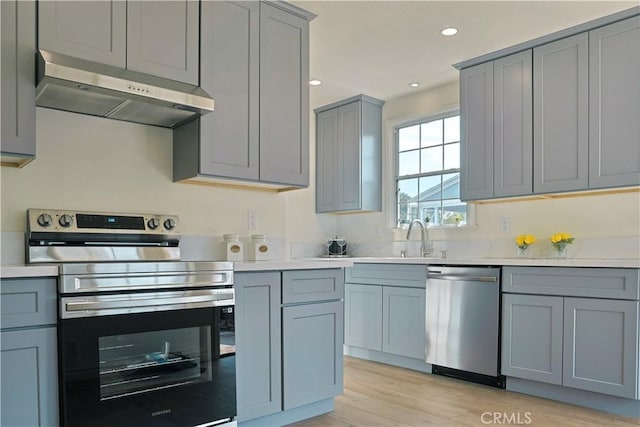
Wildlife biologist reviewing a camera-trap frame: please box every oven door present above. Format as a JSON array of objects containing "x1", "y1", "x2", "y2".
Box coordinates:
[{"x1": 59, "y1": 304, "x2": 235, "y2": 427}]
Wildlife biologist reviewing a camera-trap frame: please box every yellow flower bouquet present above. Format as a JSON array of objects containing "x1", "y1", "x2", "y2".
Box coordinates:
[
  {"x1": 515, "y1": 234, "x2": 536, "y2": 257},
  {"x1": 550, "y1": 232, "x2": 575, "y2": 258}
]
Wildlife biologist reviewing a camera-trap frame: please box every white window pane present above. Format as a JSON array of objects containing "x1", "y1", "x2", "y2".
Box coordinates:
[
  {"x1": 444, "y1": 143, "x2": 460, "y2": 170},
  {"x1": 442, "y1": 173, "x2": 460, "y2": 199},
  {"x1": 444, "y1": 116, "x2": 460, "y2": 143},
  {"x1": 419, "y1": 175, "x2": 441, "y2": 201},
  {"x1": 398, "y1": 178, "x2": 418, "y2": 200},
  {"x1": 421, "y1": 120, "x2": 442, "y2": 147},
  {"x1": 420, "y1": 146, "x2": 443, "y2": 173},
  {"x1": 399, "y1": 150, "x2": 420, "y2": 176},
  {"x1": 418, "y1": 202, "x2": 440, "y2": 226},
  {"x1": 442, "y1": 199, "x2": 466, "y2": 226},
  {"x1": 398, "y1": 125, "x2": 420, "y2": 151}
]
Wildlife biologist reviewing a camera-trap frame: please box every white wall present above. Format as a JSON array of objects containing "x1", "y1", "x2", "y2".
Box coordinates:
[
  {"x1": 337, "y1": 82, "x2": 640, "y2": 251},
  {"x1": 0, "y1": 108, "x2": 334, "y2": 257}
]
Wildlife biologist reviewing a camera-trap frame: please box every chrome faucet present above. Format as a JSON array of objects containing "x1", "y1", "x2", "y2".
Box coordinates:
[{"x1": 406, "y1": 219, "x2": 431, "y2": 257}]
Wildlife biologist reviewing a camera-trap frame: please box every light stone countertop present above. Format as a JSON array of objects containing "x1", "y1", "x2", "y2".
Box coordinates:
[{"x1": 1, "y1": 264, "x2": 59, "y2": 278}]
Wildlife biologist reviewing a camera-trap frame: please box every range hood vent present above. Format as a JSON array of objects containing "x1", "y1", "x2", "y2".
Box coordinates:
[{"x1": 35, "y1": 50, "x2": 214, "y2": 128}]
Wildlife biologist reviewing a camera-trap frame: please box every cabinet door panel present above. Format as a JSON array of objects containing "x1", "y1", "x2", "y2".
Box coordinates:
[
  {"x1": 501, "y1": 294, "x2": 563, "y2": 385},
  {"x1": 1, "y1": 0, "x2": 35, "y2": 161},
  {"x1": 259, "y1": 3, "x2": 309, "y2": 186},
  {"x1": 199, "y1": 0, "x2": 259, "y2": 180},
  {"x1": 382, "y1": 287, "x2": 425, "y2": 359},
  {"x1": 339, "y1": 102, "x2": 362, "y2": 210},
  {"x1": 460, "y1": 62, "x2": 494, "y2": 200},
  {"x1": 38, "y1": 0, "x2": 126, "y2": 67},
  {"x1": 589, "y1": 17, "x2": 640, "y2": 189},
  {"x1": 1, "y1": 328, "x2": 58, "y2": 427},
  {"x1": 235, "y1": 272, "x2": 282, "y2": 421},
  {"x1": 533, "y1": 34, "x2": 588, "y2": 193},
  {"x1": 344, "y1": 284, "x2": 382, "y2": 351},
  {"x1": 563, "y1": 298, "x2": 638, "y2": 399},
  {"x1": 494, "y1": 50, "x2": 533, "y2": 197},
  {"x1": 316, "y1": 108, "x2": 339, "y2": 212},
  {"x1": 283, "y1": 300, "x2": 343, "y2": 410},
  {"x1": 127, "y1": 0, "x2": 199, "y2": 84}
]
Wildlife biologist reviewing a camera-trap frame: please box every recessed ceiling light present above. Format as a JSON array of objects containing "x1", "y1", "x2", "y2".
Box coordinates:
[
  {"x1": 309, "y1": 79, "x2": 322, "y2": 86},
  {"x1": 408, "y1": 82, "x2": 420, "y2": 88},
  {"x1": 441, "y1": 27, "x2": 458, "y2": 36}
]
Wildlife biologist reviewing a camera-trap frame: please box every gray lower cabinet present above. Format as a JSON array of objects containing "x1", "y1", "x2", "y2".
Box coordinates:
[
  {"x1": 235, "y1": 272, "x2": 282, "y2": 422},
  {"x1": 174, "y1": 1, "x2": 314, "y2": 189},
  {"x1": 1, "y1": 277, "x2": 58, "y2": 426},
  {"x1": 588, "y1": 16, "x2": 640, "y2": 189},
  {"x1": 38, "y1": 1, "x2": 198, "y2": 85},
  {"x1": 501, "y1": 267, "x2": 640, "y2": 400},
  {"x1": 533, "y1": 33, "x2": 589, "y2": 194},
  {"x1": 282, "y1": 300, "x2": 344, "y2": 410},
  {"x1": 344, "y1": 283, "x2": 383, "y2": 351},
  {"x1": 382, "y1": 286, "x2": 426, "y2": 359},
  {"x1": 1, "y1": 0, "x2": 36, "y2": 167},
  {"x1": 315, "y1": 95, "x2": 384, "y2": 213}
]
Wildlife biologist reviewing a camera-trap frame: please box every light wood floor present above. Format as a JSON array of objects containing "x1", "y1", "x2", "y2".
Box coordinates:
[{"x1": 291, "y1": 357, "x2": 640, "y2": 427}]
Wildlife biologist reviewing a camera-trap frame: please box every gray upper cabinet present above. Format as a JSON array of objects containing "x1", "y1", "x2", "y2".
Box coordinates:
[
  {"x1": 588, "y1": 16, "x2": 640, "y2": 189},
  {"x1": 235, "y1": 272, "x2": 282, "y2": 422},
  {"x1": 259, "y1": 3, "x2": 310, "y2": 187},
  {"x1": 315, "y1": 95, "x2": 384, "y2": 213},
  {"x1": 38, "y1": 1, "x2": 127, "y2": 67},
  {"x1": 563, "y1": 298, "x2": 639, "y2": 399},
  {"x1": 126, "y1": 0, "x2": 199, "y2": 85},
  {"x1": 1, "y1": 0, "x2": 36, "y2": 167},
  {"x1": 174, "y1": 1, "x2": 314, "y2": 189},
  {"x1": 460, "y1": 62, "x2": 494, "y2": 201},
  {"x1": 493, "y1": 50, "x2": 533, "y2": 198},
  {"x1": 533, "y1": 34, "x2": 589, "y2": 194},
  {"x1": 39, "y1": 1, "x2": 198, "y2": 85}
]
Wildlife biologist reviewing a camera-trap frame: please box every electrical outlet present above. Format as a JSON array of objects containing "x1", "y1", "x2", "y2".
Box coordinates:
[
  {"x1": 248, "y1": 211, "x2": 257, "y2": 231},
  {"x1": 500, "y1": 217, "x2": 511, "y2": 233}
]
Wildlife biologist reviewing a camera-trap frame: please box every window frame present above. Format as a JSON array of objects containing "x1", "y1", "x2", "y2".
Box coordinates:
[{"x1": 392, "y1": 109, "x2": 472, "y2": 229}]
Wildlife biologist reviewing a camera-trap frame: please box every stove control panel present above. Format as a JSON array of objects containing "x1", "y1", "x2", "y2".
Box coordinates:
[{"x1": 27, "y1": 209, "x2": 180, "y2": 235}]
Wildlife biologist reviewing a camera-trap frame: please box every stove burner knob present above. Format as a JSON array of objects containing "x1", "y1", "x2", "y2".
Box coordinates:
[
  {"x1": 163, "y1": 218, "x2": 176, "y2": 231},
  {"x1": 147, "y1": 218, "x2": 160, "y2": 230},
  {"x1": 37, "y1": 213, "x2": 53, "y2": 227},
  {"x1": 59, "y1": 214, "x2": 73, "y2": 228}
]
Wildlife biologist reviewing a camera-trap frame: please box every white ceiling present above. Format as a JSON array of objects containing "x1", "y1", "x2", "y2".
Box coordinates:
[{"x1": 294, "y1": 1, "x2": 638, "y2": 110}]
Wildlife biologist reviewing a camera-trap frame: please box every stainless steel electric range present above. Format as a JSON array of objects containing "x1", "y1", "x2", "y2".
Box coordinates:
[{"x1": 26, "y1": 208, "x2": 236, "y2": 427}]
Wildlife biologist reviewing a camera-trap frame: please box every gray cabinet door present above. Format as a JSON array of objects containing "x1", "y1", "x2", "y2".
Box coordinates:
[
  {"x1": 501, "y1": 294, "x2": 563, "y2": 385},
  {"x1": 126, "y1": 0, "x2": 199, "y2": 85},
  {"x1": 344, "y1": 283, "x2": 383, "y2": 351},
  {"x1": 198, "y1": 0, "x2": 259, "y2": 180},
  {"x1": 282, "y1": 300, "x2": 344, "y2": 410},
  {"x1": 1, "y1": 0, "x2": 35, "y2": 163},
  {"x1": 1, "y1": 327, "x2": 58, "y2": 427},
  {"x1": 563, "y1": 298, "x2": 639, "y2": 399},
  {"x1": 493, "y1": 50, "x2": 533, "y2": 198},
  {"x1": 382, "y1": 286, "x2": 425, "y2": 359},
  {"x1": 235, "y1": 272, "x2": 282, "y2": 421},
  {"x1": 460, "y1": 61, "x2": 494, "y2": 201},
  {"x1": 316, "y1": 107, "x2": 339, "y2": 212},
  {"x1": 338, "y1": 101, "x2": 362, "y2": 211},
  {"x1": 38, "y1": 1, "x2": 126, "y2": 67},
  {"x1": 259, "y1": 3, "x2": 310, "y2": 187},
  {"x1": 533, "y1": 33, "x2": 589, "y2": 194},
  {"x1": 589, "y1": 17, "x2": 640, "y2": 189}
]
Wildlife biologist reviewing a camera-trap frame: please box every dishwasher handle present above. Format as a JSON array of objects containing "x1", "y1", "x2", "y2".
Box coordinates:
[{"x1": 427, "y1": 273, "x2": 497, "y2": 282}]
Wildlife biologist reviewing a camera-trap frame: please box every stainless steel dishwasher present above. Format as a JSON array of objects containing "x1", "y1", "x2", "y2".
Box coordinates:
[{"x1": 425, "y1": 266, "x2": 505, "y2": 388}]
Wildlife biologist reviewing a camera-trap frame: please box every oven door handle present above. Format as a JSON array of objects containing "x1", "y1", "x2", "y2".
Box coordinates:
[{"x1": 61, "y1": 289, "x2": 234, "y2": 319}]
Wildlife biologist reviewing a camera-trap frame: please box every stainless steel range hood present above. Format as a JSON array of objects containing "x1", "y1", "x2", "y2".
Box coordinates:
[{"x1": 35, "y1": 50, "x2": 214, "y2": 128}]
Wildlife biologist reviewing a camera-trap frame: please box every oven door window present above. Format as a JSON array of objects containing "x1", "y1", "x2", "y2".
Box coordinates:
[{"x1": 60, "y1": 306, "x2": 235, "y2": 427}]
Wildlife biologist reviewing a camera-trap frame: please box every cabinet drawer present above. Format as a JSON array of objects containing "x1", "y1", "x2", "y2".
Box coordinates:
[
  {"x1": 1, "y1": 278, "x2": 57, "y2": 329},
  {"x1": 346, "y1": 263, "x2": 427, "y2": 288},
  {"x1": 503, "y1": 267, "x2": 639, "y2": 300},
  {"x1": 282, "y1": 269, "x2": 344, "y2": 304}
]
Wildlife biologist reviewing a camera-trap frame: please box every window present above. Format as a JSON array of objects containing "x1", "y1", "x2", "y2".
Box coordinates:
[{"x1": 395, "y1": 113, "x2": 467, "y2": 227}]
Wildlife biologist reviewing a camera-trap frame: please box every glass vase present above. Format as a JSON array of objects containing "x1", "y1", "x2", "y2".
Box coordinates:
[
  {"x1": 516, "y1": 246, "x2": 530, "y2": 258},
  {"x1": 552, "y1": 244, "x2": 568, "y2": 259}
]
